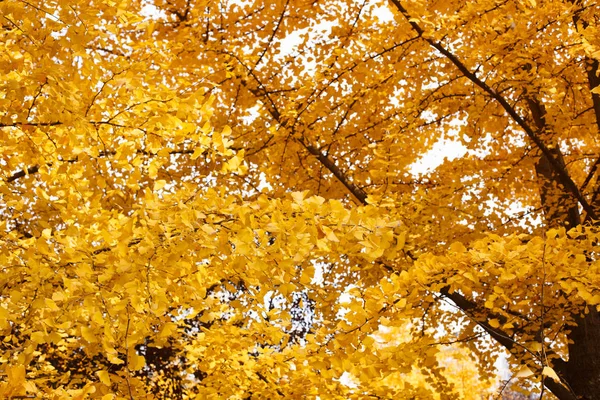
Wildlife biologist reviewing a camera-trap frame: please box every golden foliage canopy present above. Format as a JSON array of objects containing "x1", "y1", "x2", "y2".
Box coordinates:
[{"x1": 1, "y1": 0, "x2": 599, "y2": 399}]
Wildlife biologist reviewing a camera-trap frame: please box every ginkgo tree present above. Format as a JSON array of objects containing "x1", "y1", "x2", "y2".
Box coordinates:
[{"x1": 1, "y1": 0, "x2": 599, "y2": 399}]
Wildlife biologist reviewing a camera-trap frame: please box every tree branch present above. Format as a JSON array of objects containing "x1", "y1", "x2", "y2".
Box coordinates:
[
  {"x1": 6, "y1": 165, "x2": 40, "y2": 183},
  {"x1": 439, "y1": 287, "x2": 576, "y2": 400},
  {"x1": 3, "y1": 149, "x2": 200, "y2": 183},
  {"x1": 388, "y1": 0, "x2": 596, "y2": 221},
  {"x1": 299, "y1": 140, "x2": 368, "y2": 204}
]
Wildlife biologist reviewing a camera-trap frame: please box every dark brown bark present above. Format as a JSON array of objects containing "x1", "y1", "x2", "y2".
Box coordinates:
[
  {"x1": 564, "y1": 6, "x2": 600, "y2": 400},
  {"x1": 534, "y1": 148, "x2": 581, "y2": 228},
  {"x1": 526, "y1": 96, "x2": 581, "y2": 228},
  {"x1": 531, "y1": 141, "x2": 600, "y2": 400},
  {"x1": 242, "y1": 3, "x2": 600, "y2": 397},
  {"x1": 386, "y1": 2, "x2": 600, "y2": 398},
  {"x1": 565, "y1": 309, "x2": 600, "y2": 400},
  {"x1": 388, "y1": 0, "x2": 596, "y2": 221}
]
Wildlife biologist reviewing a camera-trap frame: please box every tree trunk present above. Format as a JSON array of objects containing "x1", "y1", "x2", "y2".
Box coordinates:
[
  {"x1": 528, "y1": 96, "x2": 600, "y2": 398},
  {"x1": 565, "y1": 309, "x2": 600, "y2": 399},
  {"x1": 532, "y1": 130, "x2": 600, "y2": 400}
]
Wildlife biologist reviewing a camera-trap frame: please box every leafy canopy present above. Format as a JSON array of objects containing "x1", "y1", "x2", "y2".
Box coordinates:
[{"x1": 1, "y1": 0, "x2": 600, "y2": 399}]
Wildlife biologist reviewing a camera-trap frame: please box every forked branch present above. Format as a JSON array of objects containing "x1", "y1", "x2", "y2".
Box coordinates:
[{"x1": 388, "y1": 0, "x2": 596, "y2": 221}]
